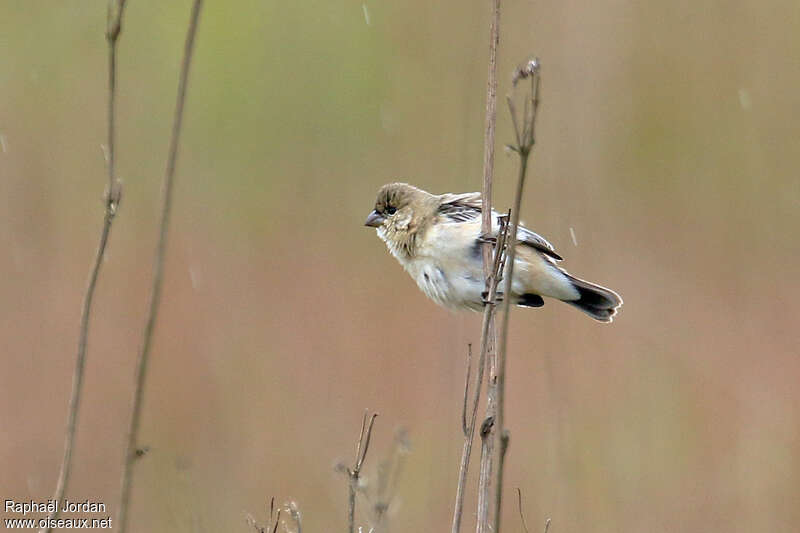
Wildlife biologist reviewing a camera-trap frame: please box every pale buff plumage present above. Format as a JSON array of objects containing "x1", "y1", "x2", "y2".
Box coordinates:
[{"x1": 365, "y1": 183, "x2": 623, "y2": 322}]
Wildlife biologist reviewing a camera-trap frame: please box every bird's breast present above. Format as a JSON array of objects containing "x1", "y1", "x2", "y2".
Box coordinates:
[{"x1": 405, "y1": 223, "x2": 486, "y2": 309}]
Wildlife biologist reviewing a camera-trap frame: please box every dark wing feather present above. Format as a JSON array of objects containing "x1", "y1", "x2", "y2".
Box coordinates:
[
  {"x1": 516, "y1": 226, "x2": 562, "y2": 261},
  {"x1": 437, "y1": 192, "x2": 482, "y2": 223},
  {"x1": 437, "y1": 191, "x2": 563, "y2": 261}
]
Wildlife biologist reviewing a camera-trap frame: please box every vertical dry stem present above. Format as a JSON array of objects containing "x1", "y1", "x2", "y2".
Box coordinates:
[
  {"x1": 492, "y1": 58, "x2": 542, "y2": 533},
  {"x1": 116, "y1": 2, "x2": 203, "y2": 531},
  {"x1": 40, "y1": 2, "x2": 127, "y2": 531},
  {"x1": 344, "y1": 411, "x2": 378, "y2": 533},
  {"x1": 451, "y1": 218, "x2": 507, "y2": 533},
  {"x1": 475, "y1": 1, "x2": 502, "y2": 529},
  {"x1": 477, "y1": 0, "x2": 502, "y2": 529},
  {"x1": 450, "y1": 1, "x2": 501, "y2": 532}
]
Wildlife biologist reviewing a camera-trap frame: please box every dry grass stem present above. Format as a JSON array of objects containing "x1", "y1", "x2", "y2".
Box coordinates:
[
  {"x1": 451, "y1": 214, "x2": 509, "y2": 533},
  {"x1": 342, "y1": 411, "x2": 379, "y2": 533},
  {"x1": 516, "y1": 488, "x2": 530, "y2": 533},
  {"x1": 450, "y1": 0, "x2": 501, "y2": 531},
  {"x1": 40, "y1": 2, "x2": 127, "y2": 531},
  {"x1": 476, "y1": 415, "x2": 495, "y2": 533},
  {"x1": 461, "y1": 344, "x2": 472, "y2": 437},
  {"x1": 116, "y1": 2, "x2": 204, "y2": 531},
  {"x1": 493, "y1": 57, "x2": 542, "y2": 533},
  {"x1": 247, "y1": 498, "x2": 301, "y2": 533}
]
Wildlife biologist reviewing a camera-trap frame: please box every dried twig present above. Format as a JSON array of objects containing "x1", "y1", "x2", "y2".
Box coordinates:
[
  {"x1": 475, "y1": 211, "x2": 511, "y2": 533},
  {"x1": 516, "y1": 488, "x2": 530, "y2": 533},
  {"x1": 450, "y1": 0, "x2": 501, "y2": 531},
  {"x1": 343, "y1": 411, "x2": 379, "y2": 533},
  {"x1": 493, "y1": 57, "x2": 542, "y2": 533},
  {"x1": 116, "y1": 2, "x2": 204, "y2": 531},
  {"x1": 451, "y1": 215, "x2": 508, "y2": 533},
  {"x1": 495, "y1": 429, "x2": 510, "y2": 525},
  {"x1": 461, "y1": 344, "x2": 472, "y2": 437},
  {"x1": 247, "y1": 498, "x2": 301, "y2": 533},
  {"x1": 476, "y1": 414, "x2": 495, "y2": 533},
  {"x1": 39, "y1": 2, "x2": 127, "y2": 531},
  {"x1": 474, "y1": 1, "x2": 503, "y2": 531}
]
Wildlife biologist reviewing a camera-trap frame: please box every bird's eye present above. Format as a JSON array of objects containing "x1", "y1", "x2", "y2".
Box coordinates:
[{"x1": 385, "y1": 206, "x2": 397, "y2": 215}]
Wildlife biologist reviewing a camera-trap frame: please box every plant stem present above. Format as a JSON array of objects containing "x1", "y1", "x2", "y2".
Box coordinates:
[
  {"x1": 450, "y1": 1, "x2": 501, "y2": 532},
  {"x1": 116, "y1": 2, "x2": 203, "y2": 531},
  {"x1": 40, "y1": 3, "x2": 127, "y2": 531}
]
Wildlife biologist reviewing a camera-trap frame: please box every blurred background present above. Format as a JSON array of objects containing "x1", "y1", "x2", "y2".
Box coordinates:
[{"x1": 2, "y1": 1, "x2": 799, "y2": 531}]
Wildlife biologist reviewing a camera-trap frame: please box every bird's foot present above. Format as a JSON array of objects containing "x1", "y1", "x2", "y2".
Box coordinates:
[
  {"x1": 477, "y1": 233, "x2": 497, "y2": 245},
  {"x1": 482, "y1": 291, "x2": 504, "y2": 305}
]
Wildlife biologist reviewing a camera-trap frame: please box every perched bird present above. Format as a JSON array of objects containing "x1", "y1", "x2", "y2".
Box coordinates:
[{"x1": 364, "y1": 183, "x2": 622, "y2": 322}]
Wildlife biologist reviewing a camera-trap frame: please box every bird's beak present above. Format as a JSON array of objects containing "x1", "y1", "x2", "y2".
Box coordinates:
[{"x1": 364, "y1": 210, "x2": 385, "y2": 228}]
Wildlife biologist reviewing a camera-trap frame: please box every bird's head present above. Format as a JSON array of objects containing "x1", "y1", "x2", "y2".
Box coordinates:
[{"x1": 364, "y1": 182, "x2": 436, "y2": 256}]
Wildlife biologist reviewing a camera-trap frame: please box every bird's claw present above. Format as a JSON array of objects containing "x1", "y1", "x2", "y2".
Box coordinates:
[{"x1": 481, "y1": 291, "x2": 504, "y2": 305}]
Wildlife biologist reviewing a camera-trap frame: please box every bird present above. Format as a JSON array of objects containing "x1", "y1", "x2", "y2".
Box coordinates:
[{"x1": 364, "y1": 182, "x2": 622, "y2": 322}]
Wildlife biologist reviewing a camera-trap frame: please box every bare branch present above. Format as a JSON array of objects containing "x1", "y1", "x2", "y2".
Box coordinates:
[
  {"x1": 39, "y1": 2, "x2": 127, "y2": 531},
  {"x1": 344, "y1": 411, "x2": 379, "y2": 533},
  {"x1": 271, "y1": 510, "x2": 281, "y2": 533},
  {"x1": 494, "y1": 429, "x2": 510, "y2": 529},
  {"x1": 451, "y1": 215, "x2": 508, "y2": 533},
  {"x1": 476, "y1": 414, "x2": 495, "y2": 533},
  {"x1": 450, "y1": 3, "x2": 501, "y2": 529},
  {"x1": 116, "y1": 2, "x2": 204, "y2": 532},
  {"x1": 461, "y1": 343, "x2": 472, "y2": 437},
  {"x1": 247, "y1": 498, "x2": 300, "y2": 533},
  {"x1": 355, "y1": 412, "x2": 379, "y2": 472},
  {"x1": 493, "y1": 57, "x2": 542, "y2": 533},
  {"x1": 516, "y1": 488, "x2": 530, "y2": 533},
  {"x1": 480, "y1": 0, "x2": 501, "y2": 281}
]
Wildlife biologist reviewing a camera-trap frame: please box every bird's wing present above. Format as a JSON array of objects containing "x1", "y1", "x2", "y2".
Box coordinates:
[
  {"x1": 516, "y1": 225, "x2": 562, "y2": 261},
  {"x1": 437, "y1": 192, "x2": 483, "y2": 223},
  {"x1": 437, "y1": 192, "x2": 563, "y2": 261}
]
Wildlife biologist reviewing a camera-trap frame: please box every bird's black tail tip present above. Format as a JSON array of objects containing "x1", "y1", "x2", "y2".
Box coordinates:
[{"x1": 563, "y1": 275, "x2": 622, "y2": 323}]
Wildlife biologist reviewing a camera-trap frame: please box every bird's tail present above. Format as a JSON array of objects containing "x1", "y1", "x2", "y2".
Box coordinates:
[{"x1": 562, "y1": 273, "x2": 622, "y2": 323}]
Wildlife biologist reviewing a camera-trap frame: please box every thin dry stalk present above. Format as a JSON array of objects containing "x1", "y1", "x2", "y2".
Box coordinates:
[
  {"x1": 516, "y1": 488, "x2": 530, "y2": 533},
  {"x1": 450, "y1": 0, "x2": 501, "y2": 531},
  {"x1": 492, "y1": 58, "x2": 542, "y2": 533},
  {"x1": 116, "y1": 2, "x2": 204, "y2": 531},
  {"x1": 247, "y1": 499, "x2": 301, "y2": 533},
  {"x1": 479, "y1": 0, "x2": 501, "y2": 259},
  {"x1": 343, "y1": 411, "x2": 379, "y2": 533},
  {"x1": 494, "y1": 428, "x2": 510, "y2": 527},
  {"x1": 451, "y1": 215, "x2": 508, "y2": 533},
  {"x1": 475, "y1": 218, "x2": 512, "y2": 533},
  {"x1": 476, "y1": 414, "x2": 495, "y2": 533},
  {"x1": 461, "y1": 344, "x2": 472, "y2": 436},
  {"x1": 40, "y1": 2, "x2": 127, "y2": 531}
]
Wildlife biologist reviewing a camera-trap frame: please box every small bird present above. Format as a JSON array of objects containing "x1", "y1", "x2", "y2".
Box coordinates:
[{"x1": 364, "y1": 183, "x2": 622, "y2": 322}]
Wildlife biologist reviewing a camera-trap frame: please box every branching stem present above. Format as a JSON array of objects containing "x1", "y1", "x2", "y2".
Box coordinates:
[
  {"x1": 346, "y1": 411, "x2": 378, "y2": 533},
  {"x1": 493, "y1": 58, "x2": 542, "y2": 533}
]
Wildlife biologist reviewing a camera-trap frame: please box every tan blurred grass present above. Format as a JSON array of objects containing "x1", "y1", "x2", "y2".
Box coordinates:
[{"x1": 1, "y1": 1, "x2": 799, "y2": 532}]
